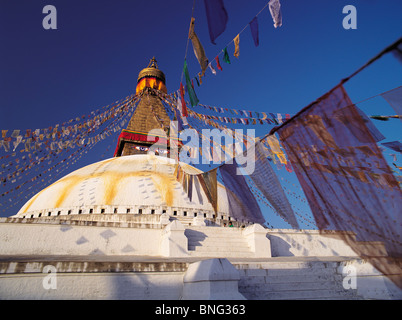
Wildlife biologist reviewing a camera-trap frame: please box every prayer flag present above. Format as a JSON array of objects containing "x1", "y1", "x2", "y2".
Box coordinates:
[
  {"x1": 209, "y1": 63, "x2": 217, "y2": 75},
  {"x1": 355, "y1": 107, "x2": 385, "y2": 142},
  {"x1": 219, "y1": 159, "x2": 265, "y2": 224},
  {"x1": 188, "y1": 175, "x2": 194, "y2": 202},
  {"x1": 179, "y1": 82, "x2": 188, "y2": 117},
  {"x1": 249, "y1": 17, "x2": 259, "y2": 47},
  {"x1": 381, "y1": 86, "x2": 402, "y2": 121},
  {"x1": 188, "y1": 18, "x2": 209, "y2": 77},
  {"x1": 234, "y1": 34, "x2": 240, "y2": 58},
  {"x1": 381, "y1": 141, "x2": 402, "y2": 153},
  {"x1": 223, "y1": 47, "x2": 231, "y2": 64},
  {"x1": 277, "y1": 84, "x2": 402, "y2": 288},
  {"x1": 265, "y1": 135, "x2": 287, "y2": 164},
  {"x1": 250, "y1": 141, "x2": 298, "y2": 228},
  {"x1": 215, "y1": 56, "x2": 223, "y2": 71},
  {"x1": 204, "y1": 0, "x2": 228, "y2": 45},
  {"x1": 183, "y1": 60, "x2": 199, "y2": 107},
  {"x1": 198, "y1": 168, "x2": 218, "y2": 213},
  {"x1": 268, "y1": 0, "x2": 282, "y2": 28}
]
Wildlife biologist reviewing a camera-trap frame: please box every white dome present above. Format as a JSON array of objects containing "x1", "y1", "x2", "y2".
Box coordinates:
[{"x1": 15, "y1": 154, "x2": 229, "y2": 219}]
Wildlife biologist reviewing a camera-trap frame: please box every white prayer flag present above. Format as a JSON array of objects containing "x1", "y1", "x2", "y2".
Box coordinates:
[{"x1": 269, "y1": 0, "x2": 282, "y2": 28}]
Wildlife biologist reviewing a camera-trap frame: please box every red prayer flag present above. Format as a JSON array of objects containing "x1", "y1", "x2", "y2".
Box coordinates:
[
  {"x1": 215, "y1": 56, "x2": 223, "y2": 71},
  {"x1": 180, "y1": 82, "x2": 188, "y2": 117}
]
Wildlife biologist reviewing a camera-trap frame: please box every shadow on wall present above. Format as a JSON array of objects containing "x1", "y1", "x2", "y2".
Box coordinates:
[
  {"x1": 267, "y1": 230, "x2": 346, "y2": 257},
  {"x1": 267, "y1": 235, "x2": 294, "y2": 257},
  {"x1": 236, "y1": 262, "x2": 360, "y2": 300},
  {"x1": 111, "y1": 272, "x2": 184, "y2": 300},
  {"x1": 57, "y1": 224, "x2": 149, "y2": 256}
]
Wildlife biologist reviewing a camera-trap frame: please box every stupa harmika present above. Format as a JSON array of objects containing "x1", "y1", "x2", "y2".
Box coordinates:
[{"x1": 0, "y1": 59, "x2": 400, "y2": 300}]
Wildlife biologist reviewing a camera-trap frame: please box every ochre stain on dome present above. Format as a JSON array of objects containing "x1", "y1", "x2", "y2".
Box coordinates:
[
  {"x1": 25, "y1": 169, "x2": 176, "y2": 211},
  {"x1": 17, "y1": 155, "x2": 230, "y2": 217},
  {"x1": 54, "y1": 177, "x2": 83, "y2": 208},
  {"x1": 150, "y1": 173, "x2": 176, "y2": 207},
  {"x1": 21, "y1": 185, "x2": 52, "y2": 214}
]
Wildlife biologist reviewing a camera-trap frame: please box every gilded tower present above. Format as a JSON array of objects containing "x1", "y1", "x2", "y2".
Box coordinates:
[{"x1": 114, "y1": 57, "x2": 172, "y2": 157}]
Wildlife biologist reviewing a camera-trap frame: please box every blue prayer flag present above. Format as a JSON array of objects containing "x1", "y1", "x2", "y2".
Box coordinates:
[
  {"x1": 249, "y1": 17, "x2": 259, "y2": 47},
  {"x1": 204, "y1": 0, "x2": 228, "y2": 45}
]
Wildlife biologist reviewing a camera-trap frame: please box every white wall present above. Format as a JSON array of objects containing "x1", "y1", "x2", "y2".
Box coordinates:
[
  {"x1": 267, "y1": 229, "x2": 358, "y2": 257},
  {"x1": 0, "y1": 272, "x2": 184, "y2": 300},
  {"x1": 0, "y1": 222, "x2": 162, "y2": 256}
]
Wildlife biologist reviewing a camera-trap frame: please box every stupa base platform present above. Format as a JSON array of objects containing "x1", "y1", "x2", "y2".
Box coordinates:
[
  {"x1": 0, "y1": 255, "x2": 400, "y2": 300},
  {"x1": 0, "y1": 216, "x2": 401, "y2": 300}
]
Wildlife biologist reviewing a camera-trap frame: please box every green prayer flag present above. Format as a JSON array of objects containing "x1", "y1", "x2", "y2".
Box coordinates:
[
  {"x1": 183, "y1": 60, "x2": 199, "y2": 107},
  {"x1": 223, "y1": 47, "x2": 231, "y2": 64}
]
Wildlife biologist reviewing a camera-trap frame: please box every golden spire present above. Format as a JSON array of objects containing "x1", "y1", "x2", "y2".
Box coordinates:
[{"x1": 137, "y1": 57, "x2": 166, "y2": 85}]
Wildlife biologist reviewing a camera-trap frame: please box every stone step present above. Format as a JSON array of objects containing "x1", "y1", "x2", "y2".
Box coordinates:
[
  {"x1": 187, "y1": 238, "x2": 248, "y2": 245},
  {"x1": 188, "y1": 251, "x2": 255, "y2": 258},
  {"x1": 187, "y1": 226, "x2": 244, "y2": 233},
  {"x1": 241, "y1": 289, "x2": 358, "y2": 300},
  {"x1": 235, "y1": 259, "x2": 362, "y2": 300},
  {"x1": 185, "y1": 226, "x2": 250, "y2": 255},
  {"x1": 235, "y1": 259, "x2": 344, "y2": 270},
  {"x1": 187, "y1": 233, "x2": 245, "y2": 239},
  {"x1": 188, "y1": 245, "x2": 251, "y2": 252},
  {"x1": 239, "y1": 277, "x2": 345, "y2": 290},
  {"x1": 238, "y1": 273, "x2": 339, "y2": 285}
]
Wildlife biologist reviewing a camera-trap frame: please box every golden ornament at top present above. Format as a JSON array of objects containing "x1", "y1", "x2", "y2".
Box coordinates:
[{"x1": 137, "y1": 57, "x2": 166, "y2": 84}]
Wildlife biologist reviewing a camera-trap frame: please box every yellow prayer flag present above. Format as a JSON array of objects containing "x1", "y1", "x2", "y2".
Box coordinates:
[{"x1": 234, "y1": 34, "x2": 240, "y2": 58}]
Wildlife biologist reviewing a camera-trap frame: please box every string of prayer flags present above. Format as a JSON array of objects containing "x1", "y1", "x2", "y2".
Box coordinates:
[
  {"x1": 189, "y1": 18, "x2": 209, "y2": 77},
  {"x1": 249, "y1": 17, "x2": 259, "y2": 47},
  {"x1": 268, "y1": 0, "x2": 282, "y2": 28},
  {"x1": 373, "y1": 115, "x2": 401, "y2": 121},
  {"x1": 276, "y1": 84, "x2": 402, "y2": 288},
  {"x1": 250, "y1": 141, "x2": 299, "y2": 228},
  {"x1": 223, "y1": 47, "x2": 231, "y2": 64},
  {"x1": 204, "y1": 0, "x2": 228, "y2": 45},
  {"x1": 219, "y1": 158, "x2": 265, "y2": 224},
  {"x1": 370, "y1": 115, "x2": 390, "y2": 121},
  {"x1": 264, "y1": 135, "x2": 287, "y2": 164},
  {"x1": 234, "y1": 34, "x2": 240, "y2": 58},
  {"x1": 182, "y1": 0, "x2": 286, "y2": 90}
]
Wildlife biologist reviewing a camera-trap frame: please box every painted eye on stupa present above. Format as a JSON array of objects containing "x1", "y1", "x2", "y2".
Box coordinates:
[
  {"x1": 135, "y1": 146, "x2": 149, "y2": 151},
  {"x1": 157, "y1": 149, "x2": 169, "y2": 155}
]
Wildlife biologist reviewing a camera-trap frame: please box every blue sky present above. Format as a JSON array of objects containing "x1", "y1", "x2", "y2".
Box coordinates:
[{"x1": 0, "y1": 0, "x2": 401, "y2": 226}]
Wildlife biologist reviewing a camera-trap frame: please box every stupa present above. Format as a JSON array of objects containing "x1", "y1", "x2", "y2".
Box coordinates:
[{"x1": 0, "y1": 59, "x2": 400, "y2": 300}]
